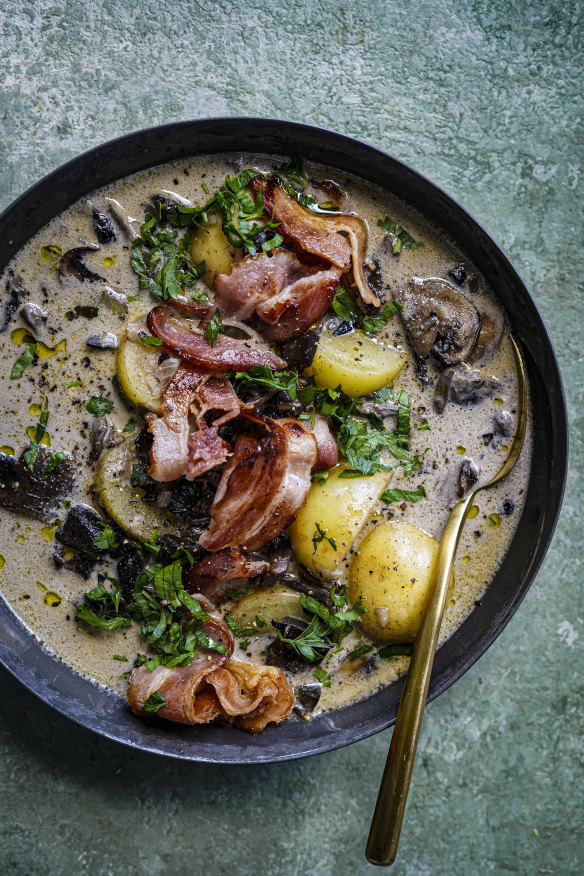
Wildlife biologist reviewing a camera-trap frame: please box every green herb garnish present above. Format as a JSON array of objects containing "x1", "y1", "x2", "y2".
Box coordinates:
[
  {"x1": 142, "y1": 690, "x2": 167, "y2": 713},
  {"x1": 123, "y1": 418, "x2": 136, "y2": 433},
  {"x1": 348, "y1": 644, "x2": 374, "y2": 661},
  {"x1": 380, "y1": 486, "x2": 426, "y2": 505},
  {"x1": 204, "y1": 308, "x2": 225, "y2": 347},
  {"x1": 23, "y1": 396, "x2": 49, "y2": 471},
  {"x1": 92, "y1": 524, "x2": 119, "y2": 551},
  {"x1": 11, "y1": 343, "x2": 37, "y2": 380},
  {"x1": 84, "y1": 394, "x2": 114, "y2": 417},
  {"x1": 232, "y1": 366, "x2": 299, "y2": 401},
  {"x1": 377, "y1": 216, "x2": 423, "y2": 253},
  {"x1": 313, "y1": 667, "x2": 331, "y2": 686},
  {"x1": 312, "y1": 522, "x2": 337, "y2": 554},
  {"x1": 139, "y1": 333, "x2": 163, "y2": 347}
]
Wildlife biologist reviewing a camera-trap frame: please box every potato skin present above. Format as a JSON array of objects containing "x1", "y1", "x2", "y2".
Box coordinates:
[
  {"x1": 349, "y1": 521, "x2": 439, "y2": 643},
  {"x1": 288, "y1": 465, "x2": 390, "y2": 576},
  {"x1": 305, "y1": 330, "x2": 407, "y2": 398},
  {"x1": 190, "y1": 219, "x2": 235, "y2": 284}
]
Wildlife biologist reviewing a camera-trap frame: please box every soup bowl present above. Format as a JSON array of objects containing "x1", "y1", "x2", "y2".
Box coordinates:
[{"x1": 0, "y1": 118, "x2": 568, "y2": 763}]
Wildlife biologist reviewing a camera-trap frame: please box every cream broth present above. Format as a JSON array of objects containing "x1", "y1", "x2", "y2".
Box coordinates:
[{"x1": 0, "y1": 153, "x2": 532, "y2": 718}]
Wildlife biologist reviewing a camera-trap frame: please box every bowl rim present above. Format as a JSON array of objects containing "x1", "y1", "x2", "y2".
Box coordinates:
[{"x1": 0, "y1": 117, "x2": 569, "y2": 763}]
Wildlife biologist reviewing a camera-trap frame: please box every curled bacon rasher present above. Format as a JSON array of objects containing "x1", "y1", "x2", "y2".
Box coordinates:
[
  {"x1": 147, "y1": 305, "x2": 287, "y2": 371},
  {"x1": 252, "y1": 177, "x2": 380, "y2": 307}
]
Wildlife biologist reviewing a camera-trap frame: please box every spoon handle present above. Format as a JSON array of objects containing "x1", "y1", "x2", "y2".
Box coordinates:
[{"x1": 366, "y1": 492, "x2": 475, "y2": 866}]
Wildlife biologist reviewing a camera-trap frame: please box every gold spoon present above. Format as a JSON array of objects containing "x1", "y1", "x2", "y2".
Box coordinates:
[{"x1": 366, "y1": 335, "x2": 528, "y2": 866}]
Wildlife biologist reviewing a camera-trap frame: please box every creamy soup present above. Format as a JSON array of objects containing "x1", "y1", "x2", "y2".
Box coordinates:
[{"x1": 0, "y1": 153, "x2": 532, "y2": 729}]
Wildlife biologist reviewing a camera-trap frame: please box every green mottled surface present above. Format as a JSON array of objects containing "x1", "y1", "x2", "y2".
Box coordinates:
[{"x1": 0, "y1": 1, "x2": 581, "y2": 873}]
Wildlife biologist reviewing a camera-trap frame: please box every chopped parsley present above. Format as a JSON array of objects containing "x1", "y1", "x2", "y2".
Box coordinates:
[
  {"x1": 378, "y1": 643, "x2": 413, "y2": 660},
  {"x1": 349, "y1": 643, "x2": 374, "y2": 661},
  {"x1": 142, "y1": 690, "x2": 167, "y2": 713},
  {"x1": 377, "y1": 216, "x2": 423, "y2": 253},
  {"x1": 11, "y1": 343, "x2": 37, "y2": 380},
  {"x1": 42, "y1": 451, "x2": 67, "y2": 477},
  {"x1": 204, "y1": 308, "x2": 224, "y2": 347},
  {"x1": 380, "y1": 486, "x2": 427, "y2": 505},
  {"x1": 65, "y1": 378, "x2": 83, "y2": 388},
  {"x1": 23, "y1": 396, "x2": 50, "y2": 471},
  {"x1": 313, "y1": 667, "x2": 331, "y2": 687},
  {"x1": 332, "y1": 287, "x2": 361, "y2": 323},
  {"x1": 361, "y1": 301, "x2": 404, "y2": 337},
  {"x1": 123, "y1": 418, "x2": 136, "y2": 433},
  {"x1": 76, "y1": 577, "x2": 130, "y2": 631},
  {"x1": 312, "y1": 522, "x2": 337, "y2": 554},
  {"x1": 92, "y1": 523, "x2": 119, "y2": 551},
  {"x1": 84, "y1": 394, "x2": 114, "y2": 417},
  {"x1": 138, "y1": 332, "x2": 163, "y2": 347},
  {"x1": 232, "y1": 366, "x2": 299, "y2": 401}
]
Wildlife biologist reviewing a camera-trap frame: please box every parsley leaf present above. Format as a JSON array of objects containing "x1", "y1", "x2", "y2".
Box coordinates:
[
  {"x1": 377, "y1": 216, "x2": 423, "y2": 252},
  {"x1": 204, "y1": 308, "x2": 224, "y2": 347},
  {"x1": 92, "y1": 524, "x2": 119, "y2": 551},
  {"x1": 312, "y1": 522, "x2": 337, "y2": 554},
  {"x1": 332, "y1": 287, "x2": 361, "y2": 323},
  {"x1": 11, "y1": 343, "x2": 37, "y2": 379},
  {"x1": 349, "y1": 643, "x2": 374, "y2": 661},
  {"x1": 123, "y1": 418, "x2": 136, "y2": 433},
  {"x1": 232, "y1": 366, "x2": 299, "y2": 401},
  {"x1": 84, "y1": 394, "x2": 114, "y2": 417},
  {"x1": 361, "y1": 301, "x2": 404, "y2": 336},
  {"x1": 313, "y1": 667, "x2": 331, "y2": 687},
  {"x1": 143, "y1": 690, "x2": 167, "y2": 713},
  {"x1": 378, "y1": 643, "x2": 413, "y2": 660},
  {"x1": 42, "y1": 451, "x2": 67, "y2": 477},
  {"x1": 380, "y1": 486, "x2": 426, "y2": 505},
  {"x1": 23, "y1": 396, "x2": 50, "y2": 471},
  {"x1": 138, "y1": 332, "x2": 163, "y2": 347},
  {"x1": 76, "y1": 577, "x2": 130, "y2": 631}
]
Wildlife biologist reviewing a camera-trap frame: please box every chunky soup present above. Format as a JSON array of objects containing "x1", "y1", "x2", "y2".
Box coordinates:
[{"x1": 0, "y1": 154, "x2": 531, "y2": 732}]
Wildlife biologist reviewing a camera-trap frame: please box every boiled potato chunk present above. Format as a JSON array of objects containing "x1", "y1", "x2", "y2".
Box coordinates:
[
  {"x1": 305, "y1": 329, "x2": 407, "y2": 398},
  {"x1": 94, "y1": 438, "x2": 181, "y2": 540},
  {"x1": 229, "y1": 586, "x2": 302, "y2": 633},
  {"x1": 116, "y1": 337, "x2": 174, "y2": 414},
  {"x1": 190, "y1": 217, "x2": 236, "y2": 284},
  {"x1": 288, "y1": 465, "x2": 390, "y2": 576},
  {"x1": 349, "y1": 521, "x2": 439, "y2": 643}
]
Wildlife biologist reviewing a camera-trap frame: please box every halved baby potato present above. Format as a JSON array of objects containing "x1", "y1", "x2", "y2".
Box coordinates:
[
  {"x1": 288, "y1": 464, "x2": 391, "y2": 577},
  {"x1": 94, "y1": 438, "x2": 181, "y2": 540},
  {"x1": 228, "y1": 585, "x2": 303, "y2": 633},
  {"x1": 349, "y1": 521, "x2": 448, "y2": 644},
  {"x1": 116, "y1": 337, "x2": 176, "y2": 414},
  {"x1": 190, "y1": 216, "x2": 236, "y2": 284},
  {"x1": 305, "y1": 329, "x2": 407, "y2": 398}
]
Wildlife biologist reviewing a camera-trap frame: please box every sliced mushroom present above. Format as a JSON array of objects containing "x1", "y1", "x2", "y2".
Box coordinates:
[
  {"x1": 433, "y1": 367, "x2": 455, "y2": 414},
  {"x1": 293, "y1": 683, "x2": 322, "y2": 717},
  {"x1": 89, "y1": 416, "x2": 119, "y2": 462},
  {"x1": 1, "y1": 275, "x2": 28, "y2": 332},
  {"x1": 459, "y1": 458, "x2": 479, "y2": 496},
  {"x1": 151, "y1": 190, "x2": 194, "y2": 212},
  {"x1": 449, "y1": 369, "x2": 498, "y2": 406},
  {"x1": 102, "y1": 286, "x2": 129, "y2": 314},
  {"x1": 468, "y1": 310, "x2": 504, "y2": 364},
  {"x1": 57, "y1": 245, "x2": 103, "y2": 282},
  {"x1": 87, "y1": 332, "x2": 118, "y2": 350},
  {"x1": 105, "y1": 197, "x2": 140, "y2": 241},
  {"x1": 393, "y1": 277, "x2": 481, "y2": 365},
  {"x1": 91, "y1": 207, "x2": 117, "y2": 244},
  {"x1": 21, "y1": 302, "x2": 48, "y2": 333}
]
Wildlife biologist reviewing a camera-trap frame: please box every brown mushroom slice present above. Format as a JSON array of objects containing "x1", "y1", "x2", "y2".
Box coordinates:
[
  {"x1": 57, "y1": 244, "x2": 104, "y2": 282},
  {"x1": 393, "y1": 277, "x2": 481, "y2": 365},
  {"x1": 468, "y1": 310, "x2": 504, "y2": 364}
]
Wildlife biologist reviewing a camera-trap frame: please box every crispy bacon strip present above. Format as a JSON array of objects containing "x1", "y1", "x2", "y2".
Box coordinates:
[
  {"x1": 147, "y1": 363, "x2": 240, "y2": 483},
  {"x1": 252, "y1": 177, "x2": 380, "y2": 307},
  {"x1": 148, "y1": 305, "x2": 287, "y2": 371},
  {"x1": 127, "y1": 659, "x2": 294, "y2": 733},
  {"x1": 186, "y1": 547, "x2": 269, "y2": 604},
  {"x1": 213, "y1": 248, "x2": 340, "y2": 341},
  {"x1": 199, "y1": 413, "x2": 318, "y2": 552}
]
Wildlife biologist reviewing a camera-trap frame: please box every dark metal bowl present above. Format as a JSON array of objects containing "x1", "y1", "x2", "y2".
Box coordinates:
[{"x1": 0, "y1": 119, "x2": 568, "y2": 763}]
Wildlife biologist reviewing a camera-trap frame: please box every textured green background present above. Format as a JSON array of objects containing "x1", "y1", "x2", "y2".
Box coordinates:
[{"x1": 0, "y1": 1, "x2": 581, "y2": 874}]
